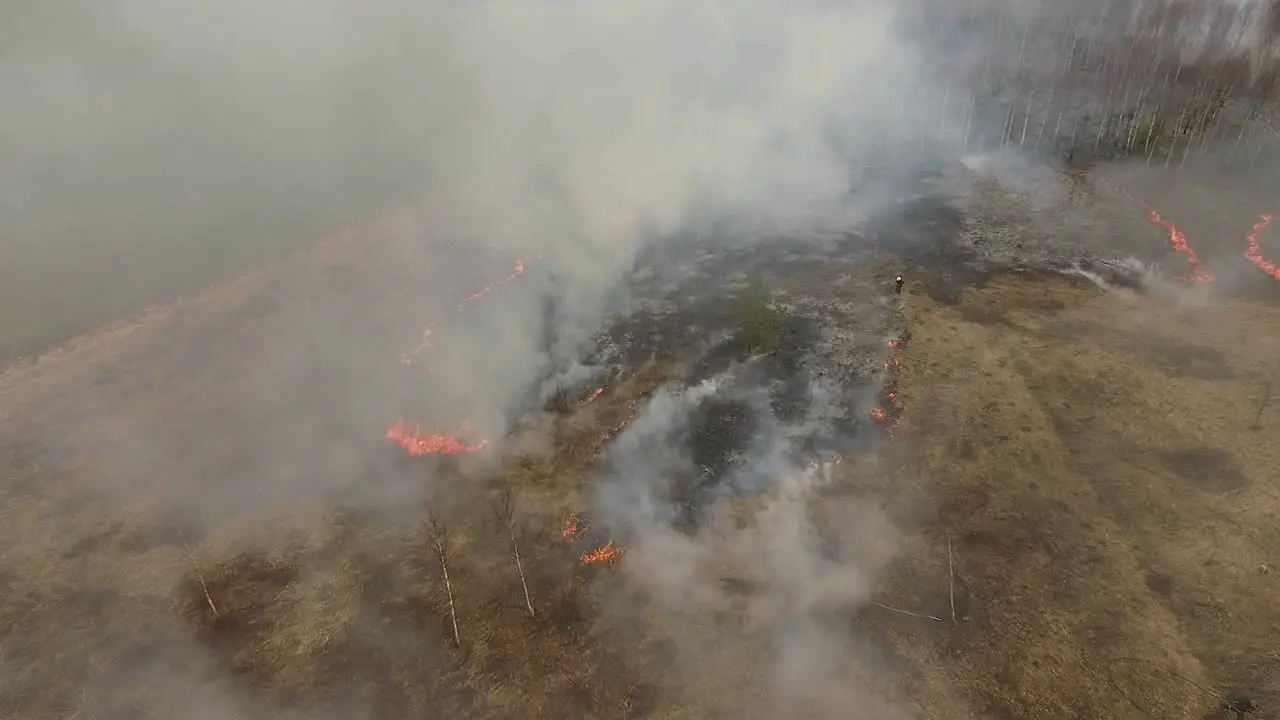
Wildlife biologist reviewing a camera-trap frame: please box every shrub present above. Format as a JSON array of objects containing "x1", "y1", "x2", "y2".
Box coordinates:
[{"x1": 736, "y1": 283, "x2": 781, "y2": 354}]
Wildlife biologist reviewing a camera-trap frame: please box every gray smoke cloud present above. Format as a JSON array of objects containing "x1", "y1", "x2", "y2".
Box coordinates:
[
  {"x1": 0, "y1": 1, "x2": 980, "y2": 717},
  {"x1": 0, "y1": 0, "x2": 940, "y2": 519},
  {"x1": 593, "y1": 376, "x2": 901, "y2": 717},
  {"x1": 372, "y1": 0, "x2": 931, "y2": 438}
]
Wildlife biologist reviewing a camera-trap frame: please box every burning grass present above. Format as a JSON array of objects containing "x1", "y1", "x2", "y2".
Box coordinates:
[
  {"x1": 1245, "y1": 214, "x2": 1279, "y2": 281},
  {"x1": 13, "y1": 151, "x2": 1280, "y2": 718},
  {"x1": 398, "y1": 258, "x2": 527, "y2": 366},
  {"x1": 1086, "y1": 166, "x2": 1280, "y2": 293},
  {"x1": 869, "y1": 273, "x2": 1280, "y2": 718},
  {"x1": 385, "y1": 418, "x2": 489, "y2": 456},
  {"x1": 171, "y1": 362, "x2": 675, "y2": 718}
]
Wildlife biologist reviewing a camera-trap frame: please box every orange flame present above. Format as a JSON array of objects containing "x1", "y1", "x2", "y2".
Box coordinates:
[
  {"x1": 592, "y1": 402, "x2": 638, "y2": 451},
  {"x1": 401, "y1": 259, "x2": 527, "y2": 365},
  {"x1": 1141, "y1": 203, "x2": 1212, "y2": 283},
  {"x1": 876, "y1": 330, "x2": 909, "y2": 436},
  {"x1": 1081, "y1": 172, "x2": 1213, "y2": 284},
  {"x1": 581, "y1": 541, "x2": 624, "y2": 565},
  {"x1": 460, "y1": 259, "x2": 525, "y2": 303},
  {"x1": 385, "y1": 419, "x2": 489, "y2": 456},
  {"x1": 562, "y1": 514, "x2": 589, "y2": 541},
  {"x1": 581, "y1": 387, "x2": 606, "y2": 404},
  {"x1": 1244, "y1": 214, "x2": 1279, "y2": 280}
]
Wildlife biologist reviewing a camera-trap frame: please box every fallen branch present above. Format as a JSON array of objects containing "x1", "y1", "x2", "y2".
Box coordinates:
[
  {"x1": 1252, "y1": 380, "x2": 1272, "y2": 429},
  {"x1": 948, "y1": 537, "x2": 957, "y2": 625},
  {"x1": 870, "y1": 602, "x2": 943, "y2": 623}
]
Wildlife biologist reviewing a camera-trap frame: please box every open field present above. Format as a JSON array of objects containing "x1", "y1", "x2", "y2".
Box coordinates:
[
  {"x1": 12, "y1": 1, "x2": 1280, "y2": 717},
  {"x1": 876, "y1": 273, "x2": 1280, "y2": 718},
  {"x1": 2, "y1": 148, "x2": 1279, "y2": 719}
]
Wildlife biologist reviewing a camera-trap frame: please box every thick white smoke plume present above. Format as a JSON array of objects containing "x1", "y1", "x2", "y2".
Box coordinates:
[
  {"x1": 376, "y1": 0, "x2": 932, "y2": 439},
  {"x1": 3, "y1": 3, "x2": 931, "y2": 716},
  {"x1": 594, "y1": 377, "x2": 902, "y2": 717},
  {"x1": 0, "y1": 0, "x2": 940, "y2": 522}
]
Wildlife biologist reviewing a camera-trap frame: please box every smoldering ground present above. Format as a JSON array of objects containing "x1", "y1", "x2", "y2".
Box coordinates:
[{"x1": 585, "y1": 359, "x2": 903, "y2": 717}]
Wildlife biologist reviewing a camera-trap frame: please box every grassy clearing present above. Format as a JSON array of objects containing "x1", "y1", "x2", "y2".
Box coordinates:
[
  {"x1": 736, "y1": 282, "x2": 783, "y2": 354},
  {"x1": 869, "y1": 274, "x2": 1280, "y2": 719}
]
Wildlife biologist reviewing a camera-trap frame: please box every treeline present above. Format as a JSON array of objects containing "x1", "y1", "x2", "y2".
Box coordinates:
[{"x1": 899, "y1": 0, "x2": 1280, "y2": 165}]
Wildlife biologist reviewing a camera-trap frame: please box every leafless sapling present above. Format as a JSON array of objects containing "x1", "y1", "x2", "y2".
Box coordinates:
[
  {"x1": 428, "y1": 509, "x2": 461, "y2": 647},
  {"x1": 179, "y1": 529, "x2": 218, "y2": 619},
  {"x1": 494, "y1": 485, "x2": 535, "y2": 617}
]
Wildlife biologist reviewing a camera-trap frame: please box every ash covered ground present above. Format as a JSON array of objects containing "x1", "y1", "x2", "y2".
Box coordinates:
[{"x1": 492, "y1": 150, "x2": 1205, "y2": 501}]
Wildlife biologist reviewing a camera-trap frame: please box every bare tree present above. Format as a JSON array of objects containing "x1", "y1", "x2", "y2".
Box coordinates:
[
  {"x1": 427, "y1": 508, "x2": 461, "y2": 647},
  {"x1": 494, "y1": 484, "x2": 536, "y2": 617}
]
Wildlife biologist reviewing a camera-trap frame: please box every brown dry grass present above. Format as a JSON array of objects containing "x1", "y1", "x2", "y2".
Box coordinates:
[
  {"x1": 0, "y1": 361, "x2": 678, "y2": 719},
  {"x1": 6, "y1": 189, "x2": 1280, "y2": 718},
  {"x1": 869, "y1": 273, "x2": 1280, "y2": 719},
  {"x1": 177, "y1": 364, "x2": 678, "y2": 720}
]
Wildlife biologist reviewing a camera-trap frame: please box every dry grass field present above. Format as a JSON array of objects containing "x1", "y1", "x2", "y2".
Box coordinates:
[
  {"x1": 873, "y1": 273, "x2": 1280, "y2": 719},
  {"x1": 3, "y1": 170, "x2": 1280, "y2": 719},
  {"x1": 13, "y1": 1, "x2": 1280, "y2": 716}
]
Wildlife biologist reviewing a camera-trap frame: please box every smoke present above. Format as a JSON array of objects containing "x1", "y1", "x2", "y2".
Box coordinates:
[
  {"x1": 0, "y1": 2, "x2": 937, "y2": 715},
  {"x1": 31, "y1": 1, "x2": 1280, "y2": 718},
  {"x1": 593, "y1": 376, "x2": 900, "y2": 717},
  {"x1": 369, "y1": 0, "x2": 933, "y2": 437},
  {"x1": 0, "y1": 0, "x2": 941, "y2": 515}
]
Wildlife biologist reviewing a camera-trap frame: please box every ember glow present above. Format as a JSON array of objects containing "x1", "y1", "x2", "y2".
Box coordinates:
[
  {"x1": 592, "y1": 401, "x2": 638, "y2": 452},
  {"x1": 461, "y1": 259, "x2": 526, "y2": 303},
  {"x1": 581, "y1": 541, "x2": 624, "y2": 565},
  {"x1": 1140, "y1": 203, "x2": 1212, "y2": 283},
  {"x1": 876, "y1": 330, "x2": 910, "y2": 437},
  {"x1": 562, "y1": 513, "x2": 589, "y2": 541},
  {"x1": 581, "y1": 387, "x2": 605, "y2": 404},
  {"x1": 389, "y1": 257, "x2": 528, "y2": 456},
  {"x1": 1244, "y1": 214, "x2": 1279, "y2": 281},
  {"x1": 385, "y1": 419, "x2": 489, "y2": 456},
  {"x1": 400, "y1": 258, "x2": 527, "y2": 365}
]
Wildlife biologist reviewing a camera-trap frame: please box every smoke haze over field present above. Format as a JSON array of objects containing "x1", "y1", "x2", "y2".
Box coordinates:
[
  {"x1": 2, "y1": 0, "x2": 939, "y2": 514},
  {"x1": 0, "y1": 4, "x2": 939, "y2": 716},
  {"x1": 0, "y1": 0, "x2": 923, "y2": 359},
  {"x1": 10, "y1": 1, "x2": 1280, "y2": 717}
]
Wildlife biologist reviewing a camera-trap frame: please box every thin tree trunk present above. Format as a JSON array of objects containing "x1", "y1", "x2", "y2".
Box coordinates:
[
  {"x1": 435, "y1": 534, "x2": 461, "y2": 647},
  {"x1": 509, "y1": 527, "x2": 535, "y2": 617}
]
